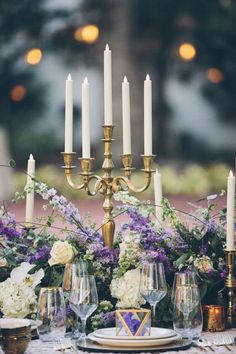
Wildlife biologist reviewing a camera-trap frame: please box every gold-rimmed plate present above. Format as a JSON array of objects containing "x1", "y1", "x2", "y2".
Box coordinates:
[
  {"x1": 93, "y1": 327, "x2": 177, "y2": 340},
  {"x1": 88, "y1": 332, "x2": 181, "y2": 348}
]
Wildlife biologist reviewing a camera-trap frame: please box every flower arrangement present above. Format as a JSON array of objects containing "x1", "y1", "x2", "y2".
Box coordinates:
[
  {"x1": 0, "y1": 262, "x2": 44, "y2": 318},
  {"x1": 0, "y1": 179, "x2": 228, "y2": 328}
]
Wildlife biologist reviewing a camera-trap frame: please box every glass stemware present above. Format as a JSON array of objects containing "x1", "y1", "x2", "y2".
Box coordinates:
[
  {"x1": 37, "y1": 287, "x2": 66, "y2": 342},
  {"x1": 171, "y1": 271, "x2": 197, "y2": 304},
  {"x1": 139, "y1": 263, "x2": 167, "y2": 326},
  {"x1": 70, "y1": 275, "x2": 98, "y2": 343},
  {"x1": 172, "y1": 272, "x2": 203, "y2": 339},
  {"x1": 62, "y1": 260, "x2": 88, "y2": 338}
]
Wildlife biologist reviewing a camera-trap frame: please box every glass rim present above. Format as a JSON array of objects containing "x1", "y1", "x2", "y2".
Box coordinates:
[{"x1": 40, "y1": 286, "x2": 63, "y2": 291}]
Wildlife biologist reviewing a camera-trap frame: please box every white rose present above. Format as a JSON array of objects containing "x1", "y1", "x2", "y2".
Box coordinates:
[{"x1": 48, "y1": 241, "x2": 74, "y2": 266}]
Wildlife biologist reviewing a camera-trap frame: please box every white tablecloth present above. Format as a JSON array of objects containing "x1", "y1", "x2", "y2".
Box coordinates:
[{"x1": 1, "y1": 330, "x2": 236, "y2": 353}]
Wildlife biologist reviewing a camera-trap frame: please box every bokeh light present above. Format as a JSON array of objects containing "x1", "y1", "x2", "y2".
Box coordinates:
[
  {"x1": 25, "y1": 48, "x2": 43, "y2": 65},
  {"x1": 178, "y1": 43, "x2": 196, "y2": 61},
  {"x1": 206, "y1": 68, "x2": 224, "y2": 84},
  {"x1": 74, "y1": 24, "x2": 99, "y2": 44},
  {"x1": 10, "y1": 85, "x2": 26, "y2": 102}
]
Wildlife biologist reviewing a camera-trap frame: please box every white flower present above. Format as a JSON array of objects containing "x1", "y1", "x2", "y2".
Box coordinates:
[
  {"x1": 48, "y1": 240, "x2": 75, "y2": 266},
  {"x1": 114, "y1": 192, "x2": 140, "y2": 205},
  {"x1": 10, "y1": 262, "x2": 44, "y2": 288},
  {"x1": 0, "y1": 257, "x2": 7, "y2": 268},
  {"x1": 0, "y1": 278, "x2": 37, "y2": 318},
  {"x1": 110, "y1": 269, "x2": 145, "y2": 308},
  {"x1": 194, "y1": 256, "x2": 214, "y2": 273}
]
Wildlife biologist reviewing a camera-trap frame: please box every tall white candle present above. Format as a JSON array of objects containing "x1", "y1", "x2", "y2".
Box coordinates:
[
  {"x1": 226, "y1": 170, "x2": 235, "y2": 250},
  {"x1": 65, "y1": 73, "x2": 73, "y2": 153},
  {"x1": 144, "y1": 74, "x2": 152, "y2": 155},
  {"x1": 104, "y1": 44, "x2": 112, "y2": 125},
  {"x1": 25, "y1": 154, "x2": 35, "y2": 225},
  {"x1": 82, "y1": 77, "x2": 90, "y2": 158},
  {"x1": 122, "y1": 76, "x2": 131, "y2": 154},
  {"x1": 154, "y1": 168, "x2": 163, "y2": 225}
]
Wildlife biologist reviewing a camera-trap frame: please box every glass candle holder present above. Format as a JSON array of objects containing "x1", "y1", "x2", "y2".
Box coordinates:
[{"x1": 202, "y1": 305, "x2": 225, "y2": 332}]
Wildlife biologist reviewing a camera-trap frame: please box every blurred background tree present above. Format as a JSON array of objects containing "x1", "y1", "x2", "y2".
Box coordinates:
[{"x1": 0, "y1": 0, "x2": 235, "y2": 168}]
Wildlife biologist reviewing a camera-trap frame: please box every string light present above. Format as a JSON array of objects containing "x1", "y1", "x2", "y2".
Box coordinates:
[
  {"x1": 178, "y1": 43, "x2": 196, "y2": 61},
  {"x1": 207, "y1": 68, "x2": 224, "y2": 84},
  {"x1": 25, "y1": 48, "x2": 43, "y2": 65},
  {"x1": 74, "y1": 24, "x2": 99, "y2": 44},
  {"x1": 10, "y1": 85, "x2": 26, "y2": 102}
]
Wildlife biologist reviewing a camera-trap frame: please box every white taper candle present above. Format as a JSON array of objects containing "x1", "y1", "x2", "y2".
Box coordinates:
[
  {"x1": 144, "y1": 74, "x2": 152, "y2": 155},
  {"x1": 65, "y1": 73, "x2": 73, "y2": 153},
  {"x1": 226, "y1": 170, "x2": 235, "y2": 250},
  {"x1": 25, "y1": 154, "x2": 35, "y2": 225},
  {"x1": 104, "y1": 44, "x2": 112, "y2": 125},
  {"x1": 154, "y1": 168, "x2": 163, "y2": 225},
  {"x1": 122, "y1": 76, "x2": 131, "y2": 154},
  {"x1": 82, "y1": 77, "x2": 90, "y2": 158}
]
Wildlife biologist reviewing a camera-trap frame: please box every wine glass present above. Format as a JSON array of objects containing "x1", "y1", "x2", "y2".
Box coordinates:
[
  {"x1": 70, "y1": 275, "x2": 98, "y2": 343},
  {"x1": 62, "y1": 260, "x2": 88, "y2": 338},
  {"x1": 172, "y1": 272, "x2": 202, "y2": 339},
  {"x1": 171, "y1": 271, "x2": 197, "y2": 304},
  {"x1": 37, "y1": 287, "x2": 66, "y2": 342},
  {"x1": 139, "y1": 263, "x2": 167, "y2": 326}
]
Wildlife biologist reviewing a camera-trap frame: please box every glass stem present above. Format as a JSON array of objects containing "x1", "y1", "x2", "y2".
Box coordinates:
[
  {"x1": 80, "y1": 318, "x2": 87, "y2": 340},
  {"x1": 151, "y1": 303, "x2": 156, "y2": 327}
]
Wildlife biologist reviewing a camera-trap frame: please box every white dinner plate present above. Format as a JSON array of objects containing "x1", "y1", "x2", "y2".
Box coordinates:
[
  {"x1": 93, "y1": 327, "x2": 177, "y2": 340},
  {"x1": 88, "y1": 333, "x2": 181, "y2": 348}
]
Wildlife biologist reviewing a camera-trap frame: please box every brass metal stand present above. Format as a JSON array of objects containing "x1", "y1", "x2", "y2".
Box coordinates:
[
  {"x1": 225, "y1": 250, "x2": 236, "y2": 328},
  {"x1": 61, "y1": 125, "x2": 155, "y2": 249}
]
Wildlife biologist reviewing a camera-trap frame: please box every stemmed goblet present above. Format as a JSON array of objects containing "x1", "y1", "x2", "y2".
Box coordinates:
[
  {"x1": 139, "y1": 262, "x2": 167, "y2": 326},
  {"x1": 70, "y1": 275, "x2": 98, "y2": 344},
  {"x1": 62, "y1": 259, "x2": 88, "y2": 338}
]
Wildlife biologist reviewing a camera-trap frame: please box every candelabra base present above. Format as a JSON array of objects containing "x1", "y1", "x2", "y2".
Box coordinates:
[{"x1": 225, "y1": 250, "x2": 236, "y2": 328}]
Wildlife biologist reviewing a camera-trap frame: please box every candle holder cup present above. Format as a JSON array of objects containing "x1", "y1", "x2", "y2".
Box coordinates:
[{"x1": 61, "y1": 125, "x2": 155, "y2": 249}]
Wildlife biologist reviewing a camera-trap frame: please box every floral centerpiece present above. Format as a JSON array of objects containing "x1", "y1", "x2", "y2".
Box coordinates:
[{"x1": 0, "y1": 179, "x2": 228, "y2": 329}]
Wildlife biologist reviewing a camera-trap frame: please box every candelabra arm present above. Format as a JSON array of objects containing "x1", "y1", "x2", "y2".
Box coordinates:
[
  {"x1": 61, "y1": 152, "x2": 85, "y2": 190},
  {"x1": 86, "y1": 175, "x2": 107, "y2": 196},
  {"x1": 65, "y1": 173, "x2": 85, "y2": 190},
  {"x1": 113, "y1": 154, "x2": 155, "y2": 193}
]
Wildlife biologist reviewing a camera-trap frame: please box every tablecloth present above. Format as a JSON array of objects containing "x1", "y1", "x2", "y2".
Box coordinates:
[{"x1": 1, "y1": 330, "x2": 236, "y2": 354}]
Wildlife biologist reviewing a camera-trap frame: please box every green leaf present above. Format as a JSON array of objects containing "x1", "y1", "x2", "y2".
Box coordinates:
[
  {"x1": 199, "y1": 281, "x2": 208, "y2": 300},
  {"x1": 173, "y1": 253, "x2": 190, "y2": 267}
]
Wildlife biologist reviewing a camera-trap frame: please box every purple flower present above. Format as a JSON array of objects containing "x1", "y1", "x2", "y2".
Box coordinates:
[
  {"x1": 141, "y1": 248, "x2": 170, "y2": 272},
  {"x1": 207, "y1": 268, "x2": 215, "y2": 277},
  {"x1": 28, "y1": 245, "x2": 51, "y2": 263},
  {"x1": 100, "y1": 311, "x2": 115, "y2": 327},
  {"x1": 66, "y1": 304, "x2": 74, "y2": 317},
  {"x1": 91, "y1": 243, "x2": 118, "y2": 265},
  {"x1": 220, "y1": 269, "x2": 228, "y2": 279},
  {"x1": 204, "y1": 218, "x2": 220, "y2": 234}
]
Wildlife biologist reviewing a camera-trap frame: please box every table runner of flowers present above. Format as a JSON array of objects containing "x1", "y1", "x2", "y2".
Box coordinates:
[{"x1": 0, "y1": 180, "x2": 228, "y2": 330}]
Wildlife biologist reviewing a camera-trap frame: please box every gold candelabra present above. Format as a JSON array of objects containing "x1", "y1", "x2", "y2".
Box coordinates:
[
  {"x1": 225, "y1": 250, "x2": 236, "y2": 328},
  {"x1": 61, "y1": 125, "x2": 155, "y2": 249}
]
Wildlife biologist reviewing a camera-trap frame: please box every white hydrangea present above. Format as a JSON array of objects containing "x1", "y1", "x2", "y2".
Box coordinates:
[
  {"x1": 0, "y1": 262, "x2": 44, "y2": 318},
  {"x1": 110, "y1": 269, "x2": 145, "y2": 308},
  {"x1": 0, "y1": 278, "x2": 37, "y2": 318},
  {"x1": 194, "y1": 256, "x2": 214, "y2": 273}
]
